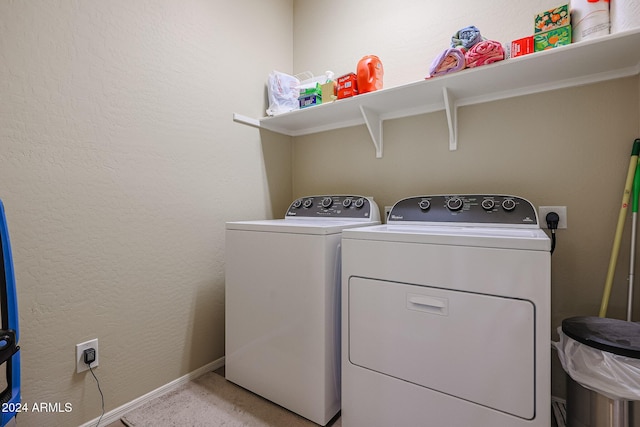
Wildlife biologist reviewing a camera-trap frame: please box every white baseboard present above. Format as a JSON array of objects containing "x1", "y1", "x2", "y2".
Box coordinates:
[{"x1": 79, "y1": 356, "x2": 225, "y2": 427}]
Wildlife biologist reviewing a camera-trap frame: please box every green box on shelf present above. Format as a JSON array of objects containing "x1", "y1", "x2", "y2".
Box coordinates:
[
  {"x1": 535, "y1": 4, "x2": 570, "y2": 33},
  {"x1": 299, "y1": 84, "x2": 322, "y2": 109},
  {"x1": 299, "y1": 93, "x2": 321, "y2": 108},
  {"x1": 534, "y1": 26, "x2": 572, "y2": 51}
]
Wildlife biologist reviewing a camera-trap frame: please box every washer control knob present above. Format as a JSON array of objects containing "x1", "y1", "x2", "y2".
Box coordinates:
[
  {"x1": 481, "y1": 199, "x2": 495, "y2": 211},
  {"x1": 354, "y1": 197, "x2": 365, "y2": 209},
  {"x1": 446, "y1": 197, "x2": 464, "y2": 211},
  {"x1": 292, "y1": 199, "x2": 303, "y2": 209},
  {"x1": 502, "y1": 198, "x2": 517, "y2": 211},
  {"x1": 321, "y1": 197, "x2": 333, "y2": 208},
  {"x1": 303, "y1": 198, "x2": 313, "y2": 209},
  {"x1": 342, "y1": 198, "x2": 352, "y2": 208},
  {"x1": 418, "y1": 200, "x2": 431, "y2": 211}
]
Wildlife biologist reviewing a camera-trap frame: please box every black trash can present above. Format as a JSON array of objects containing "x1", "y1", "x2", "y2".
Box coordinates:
[{"x1": 561, "y1": 316, "x2": 640, "y2": 427}]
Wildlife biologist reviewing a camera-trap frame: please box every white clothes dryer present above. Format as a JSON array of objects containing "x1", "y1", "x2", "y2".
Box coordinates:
[
  {"x1": 341, "y1": 194, "x2": 551, "y2": 427},
  {"x1": 225, "y1": 195, "x2": 380, "y2": 426}
]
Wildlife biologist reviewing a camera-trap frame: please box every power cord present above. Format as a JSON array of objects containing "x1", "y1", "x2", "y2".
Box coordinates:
[
  {"x1": 546, "y1": 212, "x2": 560, "y2": 255},
  {"x1": 83, "y1": 348, "x2": 104, "y2": 427}
]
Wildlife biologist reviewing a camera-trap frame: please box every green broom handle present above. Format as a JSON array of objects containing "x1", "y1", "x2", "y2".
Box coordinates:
[
  {"x1": 627, "y1": 158, "x2": 640, "y2": 321},
  {"x1": 634, "y1": 159, "x2": 640, "y2": 214},
  {"x1": 599, "y1": 139, "x2": 640, "y2": 318}
]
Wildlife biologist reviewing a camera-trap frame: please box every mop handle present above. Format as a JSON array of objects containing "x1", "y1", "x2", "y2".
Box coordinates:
[{"x1": 599, "y1": 139, "x2": 640, "y2": 318}]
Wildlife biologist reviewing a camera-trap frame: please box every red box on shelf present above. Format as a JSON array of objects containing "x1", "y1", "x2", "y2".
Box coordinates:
[
  {"x1": 511, "y1": 36, "x2": 535, "y2": 58},
  {"x1": 337, "y1": 73, "x2": 358, "y2": 99}
]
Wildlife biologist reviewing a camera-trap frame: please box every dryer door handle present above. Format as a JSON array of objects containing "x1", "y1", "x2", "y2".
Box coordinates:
[
  {"x1": 407, "y1": 294, "x2": 449, "y2": 316},
  {"x1": 408, "y1": 295, "x2": 445, "y2": 308}
]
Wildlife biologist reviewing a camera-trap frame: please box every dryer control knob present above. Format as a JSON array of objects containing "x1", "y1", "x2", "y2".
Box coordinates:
[
  {"x1": 303, "y1": 198, "x2": 314, "y2": 208},
  {"x1": 354, "y1": 198, "x2": 365, "y2": 208},
  {"x1": 481, "y1": 199, "x2": 495, "y2": 211},
  {"x1": 446, "y1": 197, "x2": 464, "y2": 211},
  {"x1": 502, "y1": 198, "x2": 517, "y2": 211},
  {"x1": 342, "y1": 198, "x2": 353, "y2": 208},
  {"x1": 418, "y1": 200, "x2": 431, "y2": 211},
  {"x1": 292, "y1": 199, "x2": 303, "y2": 209},
  {"x1": 321, "y1": 197, "x2": 333, "y2": 208}
]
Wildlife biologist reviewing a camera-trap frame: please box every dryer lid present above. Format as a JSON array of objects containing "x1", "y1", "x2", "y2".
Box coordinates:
[{"x1": 342, "y1": 224, "x2": 551, "y2": 251}]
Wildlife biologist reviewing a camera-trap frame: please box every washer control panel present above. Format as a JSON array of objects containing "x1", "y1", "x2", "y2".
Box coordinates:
[
  {"x1": 388, "y1": 195, "x2": 538, "y2": 226},
  {"x1": 286, "y1": 195, "x2": 378, "y2": 220}
]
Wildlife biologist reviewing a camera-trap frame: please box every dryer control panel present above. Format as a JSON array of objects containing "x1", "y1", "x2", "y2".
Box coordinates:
[
  {"x1": 286, "y1": 195, "x2": 379, "y2": 220},
  {"x1": 388, "y1": 194, "x2": 538, "y2": 226}
]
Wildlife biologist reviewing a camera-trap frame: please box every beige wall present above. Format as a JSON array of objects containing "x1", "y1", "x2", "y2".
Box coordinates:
[
  {"x1": 293, "y1": 0, "x2": 640, "y2": 399},
  {"x1": 0, "y1": 1, "x2": 292, "y2": 426},
  {"x1": 2, "y1": 1, "x2": 639, "y2": 425}
]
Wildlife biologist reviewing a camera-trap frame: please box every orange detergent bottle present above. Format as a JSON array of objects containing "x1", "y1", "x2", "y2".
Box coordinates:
[{"x1": 356, "y1": 55, "x2": 383, "y2": 94}]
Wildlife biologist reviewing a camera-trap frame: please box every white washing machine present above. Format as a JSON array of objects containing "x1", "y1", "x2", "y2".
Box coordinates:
[
  {"x1": 341, "y1": 194, "x2": 551, "y2": 427},
  {"x1": 225, "y1": 195, "x2": 380, "y2": 426}
]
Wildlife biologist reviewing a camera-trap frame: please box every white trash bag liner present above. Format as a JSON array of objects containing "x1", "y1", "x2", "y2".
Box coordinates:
[{"x1": 554, "y1": 326, "x2": 640, "y2": 401}]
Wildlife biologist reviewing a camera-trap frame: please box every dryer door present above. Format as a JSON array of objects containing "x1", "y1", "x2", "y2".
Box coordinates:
[{"x1": 347, "y1": 277, "x2": 535, "y2": 419}]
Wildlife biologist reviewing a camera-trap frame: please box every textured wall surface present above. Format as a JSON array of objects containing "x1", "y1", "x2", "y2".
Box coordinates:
[
  {"x1": 1, "y1": 1, "x2": 638, "y2": 425},
  {"x1": 292, "y1": 0, "x2": 640, "y2": 400},
  {"x1": 0, "y1": 1, "x2": 292, "y2": 426}
]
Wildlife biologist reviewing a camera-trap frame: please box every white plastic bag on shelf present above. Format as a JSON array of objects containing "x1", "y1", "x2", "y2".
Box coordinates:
[
  {"x1": 554, "y1": 327, "x2": 640, "y2": 400},
  {"x1": 266, "y1": 71, "x2": 300, "y2": 116}
]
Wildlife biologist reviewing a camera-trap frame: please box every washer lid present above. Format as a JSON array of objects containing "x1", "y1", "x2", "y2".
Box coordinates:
[
  {"x1": 342, "y1": 224, "x2": 551, "y2": 251},
  {"x1": 227, "y1": 195, "x2": 380, "y2": 234},
  {"x1": 226, "y1": 218, "x2": 380, "y2": 235}
]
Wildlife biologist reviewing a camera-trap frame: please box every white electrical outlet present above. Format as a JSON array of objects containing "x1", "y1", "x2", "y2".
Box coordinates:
[
  {"x1": 76, "y1": 338, "x2": 99, "y2": 373},
  {"x1": 539, "y1": 206, "x2": 568, "y2": 229}
]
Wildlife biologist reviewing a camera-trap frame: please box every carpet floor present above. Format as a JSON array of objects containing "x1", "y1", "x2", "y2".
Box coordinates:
[
  {"x1": 119, "y1": 369, "x2": 563, "y2": 427},
  {"x1": 120, "y1": 371, "x2": 341, "y2": 427}
]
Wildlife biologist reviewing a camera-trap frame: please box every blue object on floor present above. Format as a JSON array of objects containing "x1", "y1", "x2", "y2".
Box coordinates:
[{"x1": 0, "y1": 200, "x2": 20, "y2": 426}]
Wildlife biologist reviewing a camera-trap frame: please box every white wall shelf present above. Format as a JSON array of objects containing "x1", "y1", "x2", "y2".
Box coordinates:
[{"x1": 234, "y1": 28, "x2": 640, "y2": 158}]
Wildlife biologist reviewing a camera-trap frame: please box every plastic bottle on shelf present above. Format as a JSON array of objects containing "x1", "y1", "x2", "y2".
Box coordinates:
[
  {"x1": 356, "y1": 55, "x2": 383, "y2": 94},
  {"x1": 321, "y1": 71, "x2": 337, "y2": 103}
]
